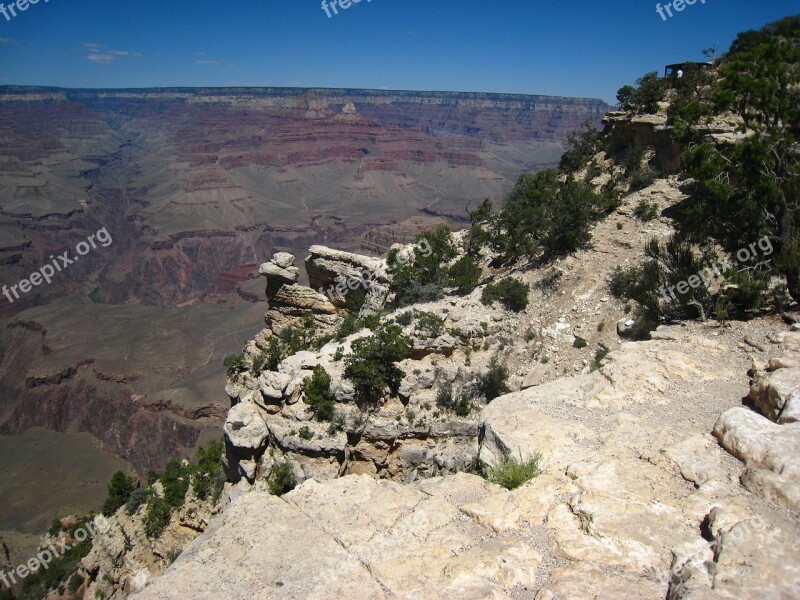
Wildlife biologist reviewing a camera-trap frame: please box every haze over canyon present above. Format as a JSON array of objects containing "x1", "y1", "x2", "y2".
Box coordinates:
[{"x1": 0, "y1": 86, "x2": 608, "y2": 535}]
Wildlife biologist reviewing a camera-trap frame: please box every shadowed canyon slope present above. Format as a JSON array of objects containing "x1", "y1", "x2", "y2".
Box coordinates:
[{"x1": 0, "y1": 87, "x2": 609, "y2": 483}]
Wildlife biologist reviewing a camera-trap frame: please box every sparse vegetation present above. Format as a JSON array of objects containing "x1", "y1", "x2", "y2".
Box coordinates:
[
  {"x1": 616, "y1": 71, "x2": 666, "y2": 114},
  {"x1": 481, "y1": 278, "x2": 529, "y2": 312},
  {"x1": 17, "y1": 517, "x2": 94, "y2": 600},
  {"x1": 344, "y1": 322, "x2": 410, "y2": 406},
  {"x1": 477, "y1": 357, "x2": 510, "y2": 402},
  {"x1": 223, "y1": 353, "x2": 245, "y2": 374},
  {"x1": 191, "y1": 438, "x2": 225, "y2": 501},
  {"x1": 101, "y1": 471, "x2": 135, "y2": 517},
  {"x1": 395, "y1": 310, "x2": 413, "y2": 326},
  {"x1": 267, "y1": 463, "x2": 296, "y2": 496},
  {"x1": 414, "y1": 310, "x2": 445, "y2": 337},
  {"x1": 125, "y1": 487, "x2": 151, "y2": 515},
  {"x1": 633, "y1": 199, "x2": 659, "y2": 222},
  {"x1": 484, "y1": 452, "x2": 544, "y2": 490},
  {"x1": 303, "y1": 366, "x2": 336, "y2": 422},
  {"x1": 590, "y1": 347, "x2": 609, "y2": 372},
  {"x1": 617, "y1": 17, "x2": 800, "y2": 324}
]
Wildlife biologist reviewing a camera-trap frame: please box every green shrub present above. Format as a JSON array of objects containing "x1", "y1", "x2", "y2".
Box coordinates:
[
  {"x1": 389, "y1": 225, "x2": 455, "y2": 307},
  {"x1": 101, "y1": 471, "x2": 135, "y2": 517},
  {"x1": 414, "y1": 310, "x2": 445, "y2": 337},
  {"x1": 268, "y1": 463, "x2": 296, "y2": 496},
  {"x1": 616, "y1": 71, "x2": 666, "y2": 114},
  {"x1": 68, "y1": 573, "x2": 84, "y2": 593},
  {"x1": 481, "y1": 278, "x2": 529, "y2": 312},
  {"x1": 332, "y1": 346, "x2": 344, "y2": 361},
  {"x1": 447, "y1": 255, "x2": 482, "y2": 295},
  {"x1": 454, "y1": 394, "x2": 472, "y2": 417},
  {"x1": 559, "y1": 122, "x2": 606, "y2": 175},
  {"x1": 18, "y1": 524, "x2": 92, "y2": 599},
  {"x1": 264, "y1": 337, "x2": 285, "y2": 371},
  {"x1": 142, "y1": 458, "x2": 192, "y2": 538},
  {"x1": 160, "y1": 459, "x2": 191, "y2": 509},
  {"x1": 223, "y1": 353, "x2": 245, "y2": 373},
  {"x1": 609, "y1": 236, "x2": 718, "y2": 332},
  {"x1": 395, "y1": 311, "x2": 413, "y2": 326},
  {"x1": 143, "y1": 496, "x2": 172, "y2": 538},
  {"x1": 344, "y1": 322, "x2": 410, "y2": 406},
  {"x1": 298, "y1": 426, "x2": 313, "y2": 440},
  {"x1": 436, "y1": 382, "x2": 454, "y2": 408},
  {"x1": 191, "y1": 439, "x2": 224, "y2": 501},
  {"x1": 484, "y1": 452, "x2": 544, "y2": 490},
  {"x1": 465, "y1": 198, "x2": 493, "y2": 256},
  {"x1": 303, "y1": 366, "x2": 336, "y2": 422},
  {"x1": 279, "y1": 313, "x2": 317, "y2": 354},
  {"x1": 623, "y1": 148, "x2": 658, "y2": 191},
  {"x1": 125, "y1": 487, "x2": 151, "y2": 516},
  {"x1": 250, "y1": 352, "x2": 267, "y2": 375},
  {"x1": 48, "y1": 518, "x2": 62, "y2": 536},
  {"x1": 633, "y1": 199, "x2": 659, "y2": 221},
  {"x1": 590, "y1": 347, "x2": 609, "y2": 372},
  {"x1": 478, "y1": 357, "x2": 510, "y2": 402},
  {"x1": 573, "y1": 336, "x2": 588, "y2": 349},
  {"x1": 488, "y1": 170, "x2": 551, "y2": 264}
]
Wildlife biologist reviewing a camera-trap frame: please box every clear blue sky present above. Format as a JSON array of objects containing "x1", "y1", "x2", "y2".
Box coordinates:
[{"x1": 0, "y1": 1, "x2": 795, "y2": 102}]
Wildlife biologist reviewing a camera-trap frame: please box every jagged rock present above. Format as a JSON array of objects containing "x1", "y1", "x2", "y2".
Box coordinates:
[
  {"x1": 81, "y1": 498, "x2": 215, "y2": 600},
  {"x1": 332, "y1": 379, "x2": 356, "y2": 402},
  {"x1": 749, "y1": 365, "x2": 800, "y2": 423},
  {"x1": 273, "y1": 284, "x2": 337, "y2": 313},
  {"x1": 271, "y1": 252, "x2": 296, "y2": 269},
  {"x1": 409, "y1": 334, "x2": 457, "y2": 359},
  {"x1": 521, "y1": 363, "x2": 548, "y2": 389},
  {"x1": 258, "y1": 261, "x2": 299, "y2": 283},
  {"x1": 305, "y1": 245, "x2": 390, "y2": 314},
  {"x1": 224, "y1": 380, "x2": 242, "y2": 400},
  {"x1": 258, "y1": 371, "x2": 291, "y2": 402},
  {"x1": 265, "y1": 419, "x2": 347, "y2": 456},
  {"x1": 398, "y1": 374, "x2": 418, "y2": 399},
  {"x1": 617, "y1": 318, "x2": 635, "y2": 336},
  {"x1": 224, "y1": 402, "x2": 269, "y2": 451},
  {"x1": 713, "y1": 407, "x2": 800, "y2": 511}
]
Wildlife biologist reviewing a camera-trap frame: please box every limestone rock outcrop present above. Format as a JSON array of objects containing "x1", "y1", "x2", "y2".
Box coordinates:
[
  {"x1": 713, "y1": 330, "x2": 800, "y2": 512},
  {"x1": 259, "y1": 252, "x2": 340, "y2": 337},
  {"x1": 134, "y1": 323, "x2": 800, "y2": 599},
  {"x1": 305, "y1": 245, "x2": 391, "y2": 316}
]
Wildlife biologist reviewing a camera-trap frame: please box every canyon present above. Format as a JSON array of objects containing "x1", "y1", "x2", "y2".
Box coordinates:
[{"x1": 0, "y1": 86, "x2": 609, "y2": 538}]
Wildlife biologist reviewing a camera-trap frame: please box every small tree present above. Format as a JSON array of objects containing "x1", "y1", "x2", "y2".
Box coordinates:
[
  {"x1": 223, "y1": 353, "x2": 245, "y2": 374},
  {"x1": 447, "y1": 255, "x2": 482, "y2": 295},
  {"x1": 303, "y1": 366, "x2": 336, "y2": 421},
  {"x1": 481, "y1": 278, "x2": 530, "y2": 312},
  {"x1": 268, "y1": 463, "x2": 297, "y2": 496},
  {"x1": 191, "y1": 438, "x2": 224, "y2": 501},
  {"x1": 389, "y1": 225, "x2": 456, "y2": 306},
  {"x1": 616, "y1": 71, "x2": 666, "y2": 114},
  {"x1": 344, "y1": 322, "x2": 410, "y2": 406},
  {"x1": 101, "y1": 471, "x2": 135, "y2": 517},
  {"x1": 478, "y1": 357, "x2": 510, "y2": 402},
  {"x1": 465, "y1": 198, "x2": 493, "y2": 256}
]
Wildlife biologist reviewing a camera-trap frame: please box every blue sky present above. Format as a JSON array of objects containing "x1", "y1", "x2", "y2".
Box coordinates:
[{"x1": 0, "y1": 1, "x2": 795, "y2": 102}]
